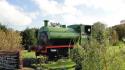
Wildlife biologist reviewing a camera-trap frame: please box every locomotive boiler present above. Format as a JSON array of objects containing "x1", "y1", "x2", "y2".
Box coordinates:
[{"x1": 36, "y1": 20, "x2": 91, "y2": 59}]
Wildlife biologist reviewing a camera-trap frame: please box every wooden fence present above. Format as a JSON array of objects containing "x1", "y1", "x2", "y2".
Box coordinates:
[{"x1": 0, "y1": 51, "x2": 22, "y2": 69}]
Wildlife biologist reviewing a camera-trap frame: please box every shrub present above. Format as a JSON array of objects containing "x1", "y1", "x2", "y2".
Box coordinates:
[{"x1": 0, "y1": 30, "x2": 22, "y2": 51}]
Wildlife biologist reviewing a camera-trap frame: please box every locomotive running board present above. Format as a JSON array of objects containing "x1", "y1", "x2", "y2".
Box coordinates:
[{"x1": 41, "y1": 45, "x2": 73, "y2": 53}]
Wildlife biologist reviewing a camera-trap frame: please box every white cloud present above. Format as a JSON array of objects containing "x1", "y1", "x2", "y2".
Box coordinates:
[
  {"x1": 62, "y1": 14, "x2": 101, "y2": 25},
  {"x1": 34, "y1": 0, "x2": 125, "y2": 26},
  {"x1": 28, "y1": 12, "x2": 39, "y2": 19},
  {"x1": 0, "y1": 0, "x2": 32, "y2": 25},
  {"x1": 34, "y1": 0, "x2": 63, "y2": 15}
]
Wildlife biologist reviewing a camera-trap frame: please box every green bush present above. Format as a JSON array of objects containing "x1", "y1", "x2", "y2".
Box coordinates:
[
  {"x1": 70, "y1": 22, "x2": 125, "y2": 70},
  {"x1": 70, "y1": 44, "x2": 85, "y2": 70}
]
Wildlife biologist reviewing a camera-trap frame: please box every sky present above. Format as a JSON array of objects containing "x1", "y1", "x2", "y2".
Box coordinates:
[{"x1": 0, "y1": 0, "x2": 125, "y2": 31}]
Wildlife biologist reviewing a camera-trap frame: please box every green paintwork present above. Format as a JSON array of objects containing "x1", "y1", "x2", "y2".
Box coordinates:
[
  {"x1": 40, "y1": 26, "x2": 75, "y2": 32},
  {"x1": 49, "y1": 32, "x2": 79, "y2": 39},
  {"x1": 39, "y1": 26, "x2": 79, "y2": 39}
]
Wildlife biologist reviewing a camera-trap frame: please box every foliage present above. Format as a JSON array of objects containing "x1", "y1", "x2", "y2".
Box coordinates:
[
  {"x1": 71, "y1": 22, "x2": 125, "y2": 70},
  {"x1": 113, "y1": 23, "x2": 125, "y2": 41},
  {"x1": 0, "y1": 23, "x2": 7, "y2": 31},
  {"x1": 22, "y1": 50, "x2": 75, "y2": 70},
  {"x1": 32, "y1": 59, "x2": 75, "y2": 70},
  {"x1": 71, "y1": 22, "x2": 110, "y2": 70},
  {"x1": 21, "y1": 28, "x2": 38, "y2": 49},
  {"x1": 70, "y1": 43, "x2": 85, "y2": 70},
  {"x1": 0, "y1": 30, "x2": 22, "y2": 51},
  {"x1": 22, "y1": 50, "x2": 36, "y2": 59},
  {"x1": 109, "y1": 29, "x2": 119, "y2": 45},
  {"x1": 71, "y1": 39, "x2": 106, "y2": 70},
  {"x1": 21, "y1": 50, "x2": 36, "y2": 67},
  {"x1": 92, "y1": 22, "x2": 109, "y2": 44}
]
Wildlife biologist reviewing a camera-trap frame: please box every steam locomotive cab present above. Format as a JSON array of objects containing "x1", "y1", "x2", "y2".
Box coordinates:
[{"x1": 37, "y1": 20, "x2": 91, "y2": 59}]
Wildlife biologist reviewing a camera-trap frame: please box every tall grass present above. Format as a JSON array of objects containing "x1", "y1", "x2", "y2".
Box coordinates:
[{"x1": 71, "y1": 38, "x2": 125, "y2": 70}]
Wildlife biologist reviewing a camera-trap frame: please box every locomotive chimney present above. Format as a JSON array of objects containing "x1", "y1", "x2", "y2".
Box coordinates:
[{"x1": 44, "y1": 20, "x2": 49, "y2": 27}]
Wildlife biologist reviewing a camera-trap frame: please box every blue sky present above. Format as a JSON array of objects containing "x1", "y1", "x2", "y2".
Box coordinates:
[{"x1": 0, "y1": 0, "x2": 125, "y2": 31}]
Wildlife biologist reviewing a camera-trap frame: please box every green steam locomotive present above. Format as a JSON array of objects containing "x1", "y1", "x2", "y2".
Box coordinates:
[{"x1": 36, "y1": 20, "x2": 91, "y2": 59}]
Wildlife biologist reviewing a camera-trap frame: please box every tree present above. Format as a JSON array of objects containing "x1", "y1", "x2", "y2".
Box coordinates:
[
  {"x1": 92, "y1": 22, "x2": 109, "y2": 44},
  {"x1": 21, "y1": 28, "x2": 38, "y2": 49},
  {"x1": 0, "y1": 23, "x2": 7, "y2": 31},
  {"x1": 113, "y1": 23, "x2": 125, "y2": 41}
]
